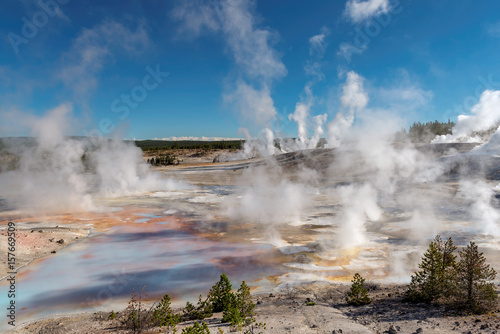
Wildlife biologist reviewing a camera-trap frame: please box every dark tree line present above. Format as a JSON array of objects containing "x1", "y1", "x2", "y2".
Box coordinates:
[
  {"x1": 135, "y1": 140, "x2": 244, "y2": 152},
  {"x1": 397, "y1": 120, "x2": 455, "y2": 143},
  {"x1": 147, "y1": 154, "x2": 178, "y2": 166}
]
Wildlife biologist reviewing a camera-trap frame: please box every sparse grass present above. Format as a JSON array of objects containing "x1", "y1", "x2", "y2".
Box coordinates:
[{"x1": 107, "y1": 310, "x2": 116, "y2": 320}]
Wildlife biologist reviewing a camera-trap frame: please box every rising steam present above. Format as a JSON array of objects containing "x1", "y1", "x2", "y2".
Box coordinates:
[{"x1": 0, "y1": 104, "x2": 188, "y2": 214}]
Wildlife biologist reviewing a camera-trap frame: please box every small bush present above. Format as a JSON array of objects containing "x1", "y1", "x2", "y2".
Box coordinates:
[
  {"x1": 306, "y1": 301, "x2": 316, "y2": 306},
  {"x1": 181, "y1": 321, "x2": 210, "y2": 334},
  {"x1": 182, "y1": 295, "x2": 213, "y2": 321},
  {"x1": 346, "y1": 273, "x2": 371, "y2": 306},
  {"x1": 122, "y1": 287, "x2": 152, "y2": 333},
  {"x1": 151, "y1": 293, "x2": 180, "y2": 330},
  {"x1": 108, "y1": 310, "x2": 117, "y2": 320},
  {"x1": 283, "y1": 283, "x2": 297, "y2": 302}
]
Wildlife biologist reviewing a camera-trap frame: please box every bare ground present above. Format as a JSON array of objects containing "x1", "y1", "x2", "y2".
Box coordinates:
[
  {"x1": 0, "y1": 224, "x2": 90, "y2": 279},
  {"x1": 143, "y1": 148, "x2": 240, "y2": 165}
]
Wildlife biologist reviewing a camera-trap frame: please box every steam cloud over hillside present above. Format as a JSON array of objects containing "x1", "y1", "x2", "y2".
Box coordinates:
[{"x1": 0, "y1": 104, "x2": 189, "y2": 213}]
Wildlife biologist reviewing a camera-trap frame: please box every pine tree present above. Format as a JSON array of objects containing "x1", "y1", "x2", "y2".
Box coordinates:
[
  {"x1": 404, "y1": 235, "x2": 456, "y2": 303},
  {"x1": 151, "y1": 293, "x2": 180, "y2": 331},
  {"x1": 208, "y1": 273, "x2": 232, "y2": 313},
  {"x1": 222, "y1": 281, "x2": 256, "y2": 326},
  {"x1": 454, "y1": 242, "x2": 498, "y2": 313},
  {"x1": 346, "y1": 273, "x2": 371, "y2": 306},
  {"x1": 439, "y1": 236, "x2": 457, "y2": 299},
  {"x1": 222, "y1": 280, "x2": 260, "y2": 331},
  {"x1": 237, "y1": 281, "x2": 255, "y2": 321},
  {"x1": 222, "y1": 292, "x2": 242, "y2": 325}
]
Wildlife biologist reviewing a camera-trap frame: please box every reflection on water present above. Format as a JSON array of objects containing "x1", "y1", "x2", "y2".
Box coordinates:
[{"x1": 0, "y1": 210, "x2": 279, "y2": 331}]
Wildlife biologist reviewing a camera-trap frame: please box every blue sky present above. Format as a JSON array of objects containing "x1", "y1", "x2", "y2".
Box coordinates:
[{"x1": 1, "y1": 0, "x2": 500, "y2": 140}]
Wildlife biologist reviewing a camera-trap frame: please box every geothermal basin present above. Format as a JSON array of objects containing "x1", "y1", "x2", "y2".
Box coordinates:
[{"x1": 1, "y1": 146, "x2": 500, "y2": 330}]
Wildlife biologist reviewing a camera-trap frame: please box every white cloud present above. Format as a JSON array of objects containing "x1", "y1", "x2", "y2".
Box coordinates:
[
  {"x1": 171, "y1": 0, "x2": 220, "y2": 35},
  {"x1": 371, "y1": 70, "x2": 434, "y2": 116},
  {"x1": 344, "y1": 0, "x2": 391, "y2": 23},
  {"x1": 218, "y1": 0, "x2": 286, "y2": 81},
  {"x1": 59, "y1": 20, "x2": 150, "y2": 100},
  {"x1": 155, "y1": 136, "x2": 243, "y2": 141},
  {"x1": 173, "y1": 0, "x2": 286, "y2": 132},
  {"x1": 378, "y1": 85, "x2": 434, "y2": 108},
  {"x1": 309, "y1": 26, "x2": 330, "y2": 58},
  {"x1": 172, "y1": 0, "x2": 286, "y2": 82},
  {"x1": 224, "y1": 81, "x2": 277, "y2": 127},
  {"x1": 305, "y1": 26, "x2": 331, "y2": 80},
  {"x1": 304, "y1": 62, "x2": 325, "y2": 80},
  {"x1": 54, "y1": 6, "x2": 70, "y2": 22},
  {"x1": 337, "y1": 42, "x2": 367, "y2": 62},
  {"x1": 487, "y1": 21, "x2": 500, "y2": 38}
]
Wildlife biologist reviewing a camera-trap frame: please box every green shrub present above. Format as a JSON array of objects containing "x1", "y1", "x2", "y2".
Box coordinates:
[
  {"x1": 221, "y1": 292, "x2": 243, "y2": 325},
  {"x1": 454, "y1": 241, "x2": 498, "y2": 313},
  {"x1": 181, "y1": 321, "x2": 210, "y2": 334},
  {"x1": 108, "y1": 310, "x2": 117, "y2": 320},
  {"x1": 405, "y1": 236, "x2": 498, "y2": 313},
  {"x1": 221, "y1": 281, "x2": 256, "y2": 327},
  {"x1": 151, "y1": 293, "x2": 180, "y2": 330},
  {"x1": 236, "y1": 281, "x2": 255, "y2": 320},
  {"x1": 182, "y1": 295, "x2": 213, "y2": 321},
  {"x1": 208, "y1": 273, "x2": 232, "y2": 313},
  {"x1": 306, "y1": 301, "x2": 316, "y2": 306},
  {"x1": 346, "y1": 273, "x2": 371, "y2": 306},
  {"x1": 404, "y1": 235, "x2": 456, "y2": 303}
]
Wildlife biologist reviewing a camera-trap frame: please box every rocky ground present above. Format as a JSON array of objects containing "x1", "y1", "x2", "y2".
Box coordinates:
[
  {"x1": 9, "y1": 282, "x2": 500, "y2": 334},
  {"x1": 143, "y1": 148, "x2": 240, "y2": 165},
  {"x1": 0, "y1": 224, "x2": 90, "y2": 279}
]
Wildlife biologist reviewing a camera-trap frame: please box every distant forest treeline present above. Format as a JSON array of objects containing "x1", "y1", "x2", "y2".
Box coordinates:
[
  {"x1": 134, "y1": 140, "x2": 244, "y2": 151},
  {"x1": 398, "y1": 120, "x2": 455, "y2": 143},
  {"x1": 134, "y1": 120, "x2": 456, "y2": 151},
  {"x1": 0, "y1": 120, "x2": 457, "y2": 158}
]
